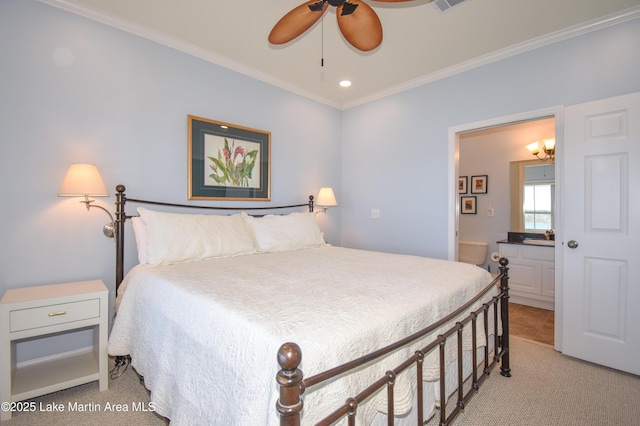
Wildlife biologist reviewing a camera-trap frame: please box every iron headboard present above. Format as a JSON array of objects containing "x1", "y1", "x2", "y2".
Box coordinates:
[{"x1": 113, "y1": 184, "x2": 314, "y2": 291}]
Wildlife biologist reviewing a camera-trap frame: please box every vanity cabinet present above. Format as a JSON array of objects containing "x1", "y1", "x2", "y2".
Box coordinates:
[{"x1": 498, "y1": 243, "x2": 555, "y2": 310}]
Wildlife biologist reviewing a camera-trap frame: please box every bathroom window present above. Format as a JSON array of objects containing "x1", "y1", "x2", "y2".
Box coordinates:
[{"x1": 524, "y1": 182, "x2": 554, "y2": 231}]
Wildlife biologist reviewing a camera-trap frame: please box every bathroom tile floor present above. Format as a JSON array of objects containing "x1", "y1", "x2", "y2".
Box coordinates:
[{"x1": 509, "y1": 303, "x2": 554, "y2": 346}]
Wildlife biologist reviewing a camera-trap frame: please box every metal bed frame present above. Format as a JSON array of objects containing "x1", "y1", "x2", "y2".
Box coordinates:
[{"x1": 110, "y1": 184, "x2": 511, "y2": 426}]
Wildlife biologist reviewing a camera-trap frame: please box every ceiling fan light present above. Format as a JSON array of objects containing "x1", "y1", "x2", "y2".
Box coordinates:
[{"x1": 339, "y1": 80, "x2": 352, "y2": 87}]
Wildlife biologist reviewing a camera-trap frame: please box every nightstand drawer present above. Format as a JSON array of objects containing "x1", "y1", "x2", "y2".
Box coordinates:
[{"x1": 10, "y1": 299, "x2": 100, "y2": 332}]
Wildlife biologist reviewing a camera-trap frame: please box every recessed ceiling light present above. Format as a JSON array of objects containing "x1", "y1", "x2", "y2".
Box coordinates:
[{"x1": 339, "y1": 80, "x2": 352, "y2": 87}]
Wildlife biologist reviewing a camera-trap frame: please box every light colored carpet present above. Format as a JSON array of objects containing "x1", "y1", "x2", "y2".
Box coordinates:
[
  {"x1": 5, "y1": 337, "x2": 640, "y2": 425},
  {"x1": 5, "y1": 360, "x2": 167, "y2": 426},
  {"x1": 430, "y1": 337, "x2": 640, "y2": 426}
]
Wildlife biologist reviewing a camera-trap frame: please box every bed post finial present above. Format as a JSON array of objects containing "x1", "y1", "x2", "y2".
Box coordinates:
[
  {"x1": 276, "y1": 342, "x2": 303, "y2": 426},
  {"x1": 308, "y1": 195, "x2": 314, "y2": 213},
  {"x1": 498, "y1": 257, "x2": 511, "y2": 377}
]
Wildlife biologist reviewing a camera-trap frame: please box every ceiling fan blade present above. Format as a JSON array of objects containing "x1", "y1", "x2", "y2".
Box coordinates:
[
  {"x1": 369, "y1": 0, "x2": 416, "y2": 2},
  {"x1": 268, "y1": 1, "x2": 329, "y2": 45},
  {"x1": 337, "y1": 0, "x2": 382, "y2": 51}
]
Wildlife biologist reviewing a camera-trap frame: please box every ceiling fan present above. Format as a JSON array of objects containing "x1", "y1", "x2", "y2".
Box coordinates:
[{"x1": 268, "y1": 0, "x2": 415, "y2": 52}]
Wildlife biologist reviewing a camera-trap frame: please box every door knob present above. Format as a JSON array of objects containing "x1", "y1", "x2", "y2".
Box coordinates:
[{"x1": 567, "y1": 240, "x2": 579, "y2": 249}]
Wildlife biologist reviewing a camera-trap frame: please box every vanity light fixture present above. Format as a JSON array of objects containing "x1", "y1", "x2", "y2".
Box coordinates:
[
  {"x1": 58, "y1": 163, "x2": 115, "y2": 238},
  {"x1": 315, "y1": 187, "x2": 338, "y2": 213},
  {"x1": 526, "y1": 139, "x2": 555, "y2": 162}
]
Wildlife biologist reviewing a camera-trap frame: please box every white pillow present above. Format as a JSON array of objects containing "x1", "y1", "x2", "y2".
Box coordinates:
[
  {"x1": 131, "y1": 216, "x2": 149, "y2": 264},
  {"x1": 243, "y1": 212, "x2": 326, "y2": 253},
  {"x1": 137, "y1": 207, "x2": 257, "y2": 265}
]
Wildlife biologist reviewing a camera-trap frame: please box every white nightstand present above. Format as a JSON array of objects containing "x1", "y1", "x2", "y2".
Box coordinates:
[{"x1": 0, "y1": 280, "x2": 108, "y2": 421}]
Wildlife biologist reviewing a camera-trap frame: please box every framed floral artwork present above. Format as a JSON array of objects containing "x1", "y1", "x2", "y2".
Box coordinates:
[
  {"x1": 461, "y1": 196, "x2": 477, "y2": 214},
  {"x1": 188, "y1": 115, "x2": 270, "y2": 200},
  {"x1": 458, "y1": 176, "x2": 468, "y2": 194},
  {"x1": 471, "y1": 175, "x2": 488, "y2": 194}
]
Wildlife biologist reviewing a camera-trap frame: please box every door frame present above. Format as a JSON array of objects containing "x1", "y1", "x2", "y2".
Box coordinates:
[{"x1": 448, "y1": 105, "x2": 564, "y2": 350}]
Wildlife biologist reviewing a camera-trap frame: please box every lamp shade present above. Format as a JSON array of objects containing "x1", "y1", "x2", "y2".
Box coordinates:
[
  {"x1": 543, "y1": 138, "x2": 556, "y2": 150},
  {"x1": 525, "y1": 141, "x2": 540, "y2": 155},
  {"x1": 58, "y1": 164, "x2": 108, "y2": 197},
  {"x1": 316, "y1": 187, "x2": 337, "y2": 207}
]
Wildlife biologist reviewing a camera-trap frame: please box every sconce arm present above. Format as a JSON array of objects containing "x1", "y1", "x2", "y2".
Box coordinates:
[{"x1": 81, "y1": 197, "x2": 115, "y2": 238}]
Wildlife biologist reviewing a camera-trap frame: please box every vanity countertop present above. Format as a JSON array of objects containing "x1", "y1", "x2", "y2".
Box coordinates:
[
  {"x1": 498, "y1": 232, "x2": 555, "y2": 247},
  {"x1": 497, "y1": 239, "x2": 555, "y2": 247}
]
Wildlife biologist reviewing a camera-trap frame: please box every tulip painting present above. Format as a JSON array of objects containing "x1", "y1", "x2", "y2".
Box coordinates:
[
  {"x1": 206, "y1": 137, "x2": 259, "y2": 188},
  {"x1": 190, "y1": 116, "x2": 270, "y2": 200}
]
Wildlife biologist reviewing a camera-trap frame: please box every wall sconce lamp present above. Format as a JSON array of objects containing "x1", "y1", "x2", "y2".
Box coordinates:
[
  {"x1": 315, "y1": 187, "x2": 338, "y2": 213},
  {"x1": 526, "y1": 139, "x2": 555, "y2": 162},
  {"x1": 58, "y1": 163, "x2": 115, "y2": 238}
]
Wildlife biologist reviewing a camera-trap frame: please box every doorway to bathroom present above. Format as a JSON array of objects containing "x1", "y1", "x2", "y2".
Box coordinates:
[
  {"x1": 449, "y1": 107, "x2": 560, "y2": 349},
  {"x1": 450, "y1": 94, "x2": 640, "y2": 372},
  {"x1": 457, "y1": 118, "x2": 556, "y2": 272}
]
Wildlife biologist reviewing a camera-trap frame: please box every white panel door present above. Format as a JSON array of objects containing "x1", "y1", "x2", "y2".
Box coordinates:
[{"x1": 562, "y1": 92, "x2": 640, "y2": 374}]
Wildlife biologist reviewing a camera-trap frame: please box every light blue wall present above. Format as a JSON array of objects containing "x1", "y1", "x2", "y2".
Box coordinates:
[
  {"x1": 341, "y1": 16, "x2": 640, "y2": 258},
  {"x1": 0, "y1": 0, "x2": 341, "y2": 359}
]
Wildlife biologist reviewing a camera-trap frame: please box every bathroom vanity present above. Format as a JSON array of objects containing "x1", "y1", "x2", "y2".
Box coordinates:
[{"x1": 498, "y1": 233, "x2": 555, "y2": 310}]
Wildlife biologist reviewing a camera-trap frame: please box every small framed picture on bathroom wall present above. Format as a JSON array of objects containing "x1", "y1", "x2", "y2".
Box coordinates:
[
  {"x1": 458, "y1": 176, "x2": 468, "y2": 194},
  {"x1": 461, "y1": 196, "x2": 477, "y2": 214},
  {"x1": 471, "y1": 175, "x2": 488, "y2": 194}
]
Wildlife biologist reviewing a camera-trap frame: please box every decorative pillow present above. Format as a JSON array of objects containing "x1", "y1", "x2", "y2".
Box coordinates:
[
  {"x1": 137, "y1": 207, "x2": 257, "y2": 265},
  {"x1": 131, "y1": 216, "x2": 149, "y2": 264},
  {"x1": 243, "y1": 212, "x2": 326, "y2": 253}
]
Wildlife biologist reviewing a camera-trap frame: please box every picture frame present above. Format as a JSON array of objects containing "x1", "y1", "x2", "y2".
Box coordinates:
[
  {"x1": 470, "y1": 175, "x2": 488, "y2": 194},
  {"x1": 461, "y1": 196, "x2": 477, "y2": 214},
  {"x1": 458, "y1": 176, "x2": 468, "y2": 194},
  {"x1": 188, "y1": 115, "x2": 270, "y2": 201}
]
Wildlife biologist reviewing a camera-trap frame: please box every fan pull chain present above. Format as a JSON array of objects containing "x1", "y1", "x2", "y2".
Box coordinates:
[{"x1": 321, "y1": 11, "x2": 324, "y2": 67}]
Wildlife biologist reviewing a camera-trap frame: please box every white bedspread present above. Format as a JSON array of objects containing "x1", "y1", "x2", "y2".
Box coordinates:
[{"x1": 107, "y1": 246, "x2": 495, "y2": 425}]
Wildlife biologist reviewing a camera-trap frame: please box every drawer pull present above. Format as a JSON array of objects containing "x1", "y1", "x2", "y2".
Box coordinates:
[{"x1": 48, "y1": 311, "x2": 67, "y2": 317}]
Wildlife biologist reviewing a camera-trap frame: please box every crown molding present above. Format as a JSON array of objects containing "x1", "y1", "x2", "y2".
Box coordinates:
[
  {"x1": 39, "y1": 1, "x2": 640, "y2": 110},
  {"x1": 342, "y1": 5, "x2": 640, "y2": 109},
  {"x1": 38, "y1": 0, "x2": 342, "y2": 109}
]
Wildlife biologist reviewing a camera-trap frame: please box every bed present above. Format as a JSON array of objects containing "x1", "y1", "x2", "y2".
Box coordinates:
[{"x1": 107, "y1": 185, "x2": 511, "y2": 425}]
